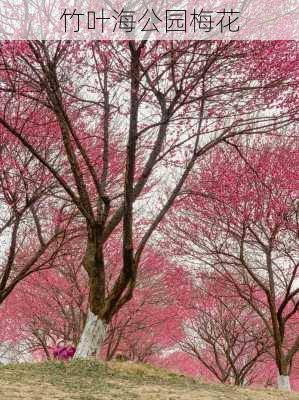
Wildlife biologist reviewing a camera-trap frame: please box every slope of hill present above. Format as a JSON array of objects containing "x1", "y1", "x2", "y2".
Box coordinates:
[{"x1": 0, "y1": 360, "x2": 297, "y2": 400}]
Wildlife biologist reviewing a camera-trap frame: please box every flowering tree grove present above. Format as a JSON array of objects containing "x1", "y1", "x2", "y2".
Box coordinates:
[
  {"x1": 0, "y1": 40, "x2": 297, "y2": 360},
  {"x1": 165, "y1": 141, "x2": 299, "y2": 390},
  {"x1": 0, "y1": 244, "x2": 184, "y2": 365}
]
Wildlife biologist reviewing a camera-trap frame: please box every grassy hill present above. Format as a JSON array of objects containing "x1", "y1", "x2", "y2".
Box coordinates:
[{"x1": 0, "y1": 360, "x2": 297, "y2": 400}]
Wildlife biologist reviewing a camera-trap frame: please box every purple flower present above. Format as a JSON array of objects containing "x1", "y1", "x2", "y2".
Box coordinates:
[{"x1": 52, "y1": 345, "x2": 76, "y2": 361}]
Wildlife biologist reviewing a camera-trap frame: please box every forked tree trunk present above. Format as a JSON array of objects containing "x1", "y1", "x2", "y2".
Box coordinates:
[
  {"x1": 74, "y1": 310, "x2": 107, "y2": 358},
  {"x1": 277, "y1": 374, "x2": 291, "y2": 391}
]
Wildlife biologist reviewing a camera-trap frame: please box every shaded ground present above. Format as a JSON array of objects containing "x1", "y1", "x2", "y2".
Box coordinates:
[{"x1": 0, "y1": 360, "x2": 297, "y2": 400}]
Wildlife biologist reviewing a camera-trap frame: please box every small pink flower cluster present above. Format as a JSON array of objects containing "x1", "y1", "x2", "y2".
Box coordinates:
[{"x1": 52, "y1": 345, "x2": 76, "y2": 361}]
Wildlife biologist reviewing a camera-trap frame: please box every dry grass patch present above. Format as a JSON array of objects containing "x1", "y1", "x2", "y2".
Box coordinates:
[{"x1": 0, "y1": 360, "x2": 297, "y2": 400}]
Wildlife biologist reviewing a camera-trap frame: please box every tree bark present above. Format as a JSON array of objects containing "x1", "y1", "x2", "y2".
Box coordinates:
[{"x1": 74, "y1": 310, "x2": 107, "y2": 358}]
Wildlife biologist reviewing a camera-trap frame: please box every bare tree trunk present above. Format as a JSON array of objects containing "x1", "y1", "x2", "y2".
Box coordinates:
[{"x1": 74, "y1": 310, "x2": 107, "y2": 358}]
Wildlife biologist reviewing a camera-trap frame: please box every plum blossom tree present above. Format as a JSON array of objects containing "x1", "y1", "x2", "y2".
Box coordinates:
[
  {"x1": 165, "y1": 140, "x2": 299, "y2": 390},
  {"x1": 179, "y1": 275, "x2": 271, "y2": 386},
  {"x1": 0, "y1": 238, "x2": 87, "y2": 360},
  {"x1": 0, "y1": 40, "x2": 297, "y2": 358},
  {"x1": 0, "y1": 140, "x2": 74, "y2": 307},
  {"x1": 102, "y1": 249, "x2": 188, "y2": 362}
]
